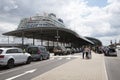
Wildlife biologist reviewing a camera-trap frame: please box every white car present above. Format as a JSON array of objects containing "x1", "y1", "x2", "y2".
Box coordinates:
[
  {"x1": 0, "y1": 47, "x2": 32, "y2": 68},
  {"x1": 104, "y1": 48, "x2": 117, "y2": 57}
]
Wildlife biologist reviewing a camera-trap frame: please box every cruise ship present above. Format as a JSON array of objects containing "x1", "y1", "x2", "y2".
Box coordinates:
[{"x1": 17, "y1": 13, "x2": 65, "y2": 30}]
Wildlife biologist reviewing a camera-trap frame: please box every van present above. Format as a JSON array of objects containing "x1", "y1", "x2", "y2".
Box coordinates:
[{"x1": 26, "y1": 45, "x2": 50, "y2": 61}]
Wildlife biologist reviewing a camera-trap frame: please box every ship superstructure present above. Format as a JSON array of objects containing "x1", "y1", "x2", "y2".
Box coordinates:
[{"x1": 17, "y1": 13, "x2": 65, "y2": 30}]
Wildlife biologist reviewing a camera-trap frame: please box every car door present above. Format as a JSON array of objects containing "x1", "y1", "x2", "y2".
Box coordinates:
[
  {"x1": 6, "y1": 49, "x2": 21, "y2": 64},
  {"x1": 17, "y1": 48, "x2": 27, "y2": 62},
  {"x1": 40, "y1": 47, "x2": 46, "y2": 59},
  {"x1": 42, "y1": 47, "x2": 48, "y2": 59}
]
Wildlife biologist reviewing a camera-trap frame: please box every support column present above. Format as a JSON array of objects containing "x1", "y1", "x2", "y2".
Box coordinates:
[
  {"x1": 22, "y1": 32, "x2": 24, "y2": 49},
  {"x1": 40, "y1": 28, "x2": 43, "y2": 46},
  {"x1": 63, "y1": 42, "x2": 65, "y2": 46},
  {"x1": 61, "y1": 42, "x2": 62, "y2": 46},
  {"x1": 47, "y1": 40, "x2": 49, "y2": 51},
  {"x1": 56, "y1": 28, "x2": 60, "y2": 46},
  {"x1": 48, "y1": 40, "x2": 49, "y2": 47},
  {"x1": 57, "y1": 29, "x2": 58, "y2": 46},
  {"x1": 8, "y1": 36, "x2": 9, "y2": 44},
  {"x1": 53, "y1": 41, "x2": 54, "y2": 47},
  {"x1": 41, "y1": 39, "x2": 43, "y2": 46},
  {"x1": 69, "y1": 42, "x2": 72, "y2": 47},
  {"x1": 33, "y1": 34, "x2": 35, "y2": 45}
]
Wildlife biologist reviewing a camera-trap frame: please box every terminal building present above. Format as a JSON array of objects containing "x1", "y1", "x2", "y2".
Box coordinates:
[{"x1": 2, "y1": 13, "x2": 100, "y2": 49}]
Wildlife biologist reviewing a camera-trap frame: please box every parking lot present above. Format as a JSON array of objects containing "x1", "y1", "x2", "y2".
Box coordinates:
[{"x1": 0, "y1": 52, "x2": 80, "y2": 80}]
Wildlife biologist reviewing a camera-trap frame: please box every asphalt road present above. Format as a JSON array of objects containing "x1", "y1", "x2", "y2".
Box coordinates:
[
  {"x1": 105, "y1": 49, "x2": 120, "y2": 80},
  {"x1": 0, "y1": 54, "x2": 78, "y2": 80}
]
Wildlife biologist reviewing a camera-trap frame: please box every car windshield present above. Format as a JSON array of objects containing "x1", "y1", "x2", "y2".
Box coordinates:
[
  {"x1": 109, "y1": 49, "x2": 116, "y2": 52},
  {"x1": 28, "y1": 47, "x2": 38, "y2": 54},
  {"x1": 61, "y1": 47, "x2": 66, "y2": 50},
  {"x1": 0, "y1": 49, "x2": 3, "y2": 54},
  {"x1": 40, "y1": 47, "x2": 46, "y2": 52}
]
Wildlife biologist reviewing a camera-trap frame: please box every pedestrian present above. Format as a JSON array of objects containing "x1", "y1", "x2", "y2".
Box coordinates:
[
  {"x1": 88, "y1": 46, "x2": 92, "y2": 59},
  {"x1": 82, "y1": 46, "x2": 85, "y2": 59},
  {"x1": 84, "y1": 46, "x2": 91, "y2": 59}
]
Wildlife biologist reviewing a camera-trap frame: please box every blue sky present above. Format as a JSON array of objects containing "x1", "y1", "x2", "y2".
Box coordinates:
[
  {"x1": 86, "y1": 0, "x2": 108, "y2": 7},
  {"x1": 0, "y1": 0, "x2": 120, "y2": 45}
]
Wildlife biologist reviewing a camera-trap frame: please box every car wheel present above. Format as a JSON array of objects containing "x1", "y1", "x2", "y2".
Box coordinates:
[
  {"x1": 47, "y1": 56, "x2": 50, "y2": 59},
  {"x1": 44, "y1": 56, "x2": 48, "y2": 60},
  {"x1": 7, "y1": 59, "x2": 14, "y2": 69},
  {"x1": 26, "y1": 57, "x2": 32, "y2": 64},
  {"x1": 39, "y1": 56, "x2": 43, "y2": 61},
  {"x1": 54, "y1": 53, "x2": 56, "y2": 56}
]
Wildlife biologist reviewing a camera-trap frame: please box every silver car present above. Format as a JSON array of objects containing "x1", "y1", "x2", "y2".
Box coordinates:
[
  {"x1": 26, "y1": 45, "x2": 50, "y2": 61},
  {"x1": 0, "y1": 47, "x2": 32, "y2": 68}
]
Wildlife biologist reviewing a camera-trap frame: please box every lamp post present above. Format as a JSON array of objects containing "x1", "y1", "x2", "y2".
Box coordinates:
[
  {"x1": 22, "y1": 32, "x2": 24, "y2": 49},
  {"x1": 55, "y1": 28, "x2": 60, "y2": 46}
]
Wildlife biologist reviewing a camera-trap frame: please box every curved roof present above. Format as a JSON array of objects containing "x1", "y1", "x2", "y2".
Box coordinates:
[
  {"x1": 3, "y1": 27, "x2": 94, "y2": 46},
  {"x1": 3, "y1": 13, "x2": 94, "y2": 46},
  {"x1": 85, "y1": 37, "x2": 102, "y2": 46}
]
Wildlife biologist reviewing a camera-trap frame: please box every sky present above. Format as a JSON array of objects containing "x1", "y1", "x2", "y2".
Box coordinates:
[{"x1": 0, "y1": 0, "x2": 120, "y2": 46}]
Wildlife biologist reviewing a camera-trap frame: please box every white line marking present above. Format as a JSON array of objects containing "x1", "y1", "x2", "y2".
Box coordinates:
[
  {"x1": 66, "y1": 57, "x2": 71, "y2": 60},
  {"x1": 0, "y1": 60, "x2": 50, "y2": 75},
  {"x1": 50, "y1": 57, "x2": 55, "y2": 60},
  {"x1": 104, "y1": 57, "x2": 108, "y2": 80},
  {"x1": 5, "y1": 69, "x2": 36, "y2": 80},
  {"x1": 58, "y1": 57, "x2": 62, "y2": 60}
]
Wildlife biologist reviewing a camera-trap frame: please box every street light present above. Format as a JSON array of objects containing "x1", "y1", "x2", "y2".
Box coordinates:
[{"x1": 55, "y1": 28, "x2": 60, "y2": 46}]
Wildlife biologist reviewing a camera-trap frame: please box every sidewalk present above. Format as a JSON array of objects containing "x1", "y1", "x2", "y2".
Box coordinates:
[{"x1": 32, "y1": 52, "x2": 108, "y2": 80}]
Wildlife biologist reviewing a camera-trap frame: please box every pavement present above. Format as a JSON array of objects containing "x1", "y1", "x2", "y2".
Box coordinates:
[{"x1": 32, "y1": 52, "x2": 108, "y2": 80}]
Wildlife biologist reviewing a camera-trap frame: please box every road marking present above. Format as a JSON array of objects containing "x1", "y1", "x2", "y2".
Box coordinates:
[
  {"x1": 5, "y1": 69, "x2": 36, "y2": 80},
  {"x1": 50, "y1": 57, "x2": 55, "y2": 60},
  {"x1": 58, "y1": 57, "x2": 62, "y2": 60},
  {"x1": 50, "y1": 55, "x2": 81, "y2": 60},
  {"x1": 0, "y1": 60, "x2": 49, "y2": 75},
  {"x1": 66, "y1": 57, "x2": 71, "y2": 60},
  {"x1": 1, "y1": 55, "x2": 71, "y2": 75},
  {"x1": 104, "y1": 58, "x2": 108, "y2": 80},
  {"x1": 0, "y1": 64, "x2": 37, "y2": 75}
]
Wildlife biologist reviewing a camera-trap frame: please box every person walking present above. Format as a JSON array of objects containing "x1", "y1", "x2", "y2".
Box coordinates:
[
  {"x1": 88, "y1": 46, "x2": 92, "y2": 59},
  {"x1": 84, "y1": 46, "x2": 91, "y2": 59},
  {"x1": 82, "y1": 46, "x2": 85, "y2": 59}
]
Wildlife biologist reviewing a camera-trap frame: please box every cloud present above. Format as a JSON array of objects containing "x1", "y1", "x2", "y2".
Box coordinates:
[
  {"x1": 0, "y1": 21, "x2": 17, "y2": 34},
  {"x1": 0, "y1": 0, "x2": 17, "y2": 10},
  {"x1": 57, "y1": 0, "x2": 120, "y2": 45},
  {"x1": 0, "y1": 0, "x2": 120, "y2": 45},
  {"x1": 0, "y1": 21, "x2": 17, "y2": 43}
]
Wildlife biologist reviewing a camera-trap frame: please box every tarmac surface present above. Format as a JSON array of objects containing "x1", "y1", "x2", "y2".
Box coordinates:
[{"x1": 32, "y1": 52, "x2": 108, "y2": 80}]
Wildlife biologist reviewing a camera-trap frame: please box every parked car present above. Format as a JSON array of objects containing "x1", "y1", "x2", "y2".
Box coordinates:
[
  {"x1": 66, "y1": 47, "x2": 72, "y2": 54},
  {"x1": 26, "y1": 45, "x2": 50, "y2": 61},
  {"x1": 116, "y1": 45, "x2": 120, "y2": 50},
  {"x1": 104, "y1": 48, "x2": 117, "y2": 57},
  {"x1": 75, "y1": 48, "x2": 80, "y2": 53},
  {"x1": 53, "y1": 46, "x2": 67, "y2": 55},
  {"x1": 0, "y1": 47, "x2": 32, "y2": 68},
  {"x1": 71, "y1": 47, "x2": 76, "y2": 54}
]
